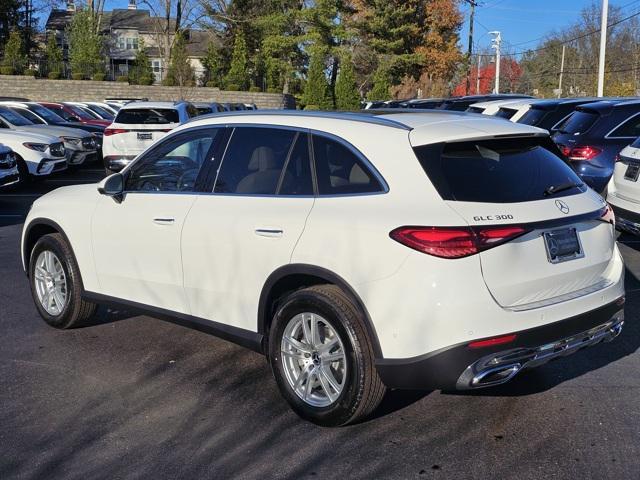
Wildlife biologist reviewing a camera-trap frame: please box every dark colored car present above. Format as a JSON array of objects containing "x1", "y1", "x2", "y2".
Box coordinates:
[
  {"x1": 403, "y1": 98, "x2": 447, "y2": 109},
  {"x1": 38, "y1": 102, "x2": 112, "y2": 127},
  {"x1": 552, "y1": 99, "x2": 640, "y2": 193},
  {"x1": 518, "y1": 98, "x2": 603, "y2": 132},
  {"x1": 437, "y1": 94, "x2": 533, "y2": 111}
]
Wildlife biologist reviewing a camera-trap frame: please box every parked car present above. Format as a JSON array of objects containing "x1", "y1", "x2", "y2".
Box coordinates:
[
  {"x1": 0, "y1": 129, "x2": 66, "y2": 179},
  {"x1": 82, "y1": 102, "x2": 119, "y2": 116},
  {"x1": 102, "y1": 101, "x2": 196, "y2": 172},
  {"x1": 66, "y1": 102, "x2": 115, "y2": 121},
  {"x1": 465, "y1": 98, "x2": 530, "y2": 115},
  {"x1": 517, "y1": 98, "x2": 603, "y2": 133},
  {"x1": 192, "y1": 102, "x2": 227, "y2": 115},
  {"x1": 21, "y1": 110, "x2": 624, "y2": 426},
  {"x1": 5, "y1": 102, "x2": 106, "y2": 138},
  {"x1": 0, "y1": 143, "x2": 19, "y2": 189},
  {"x1": 606, "y1": 136, "x2": 640, "y2": 233},
  {"x1": 38, "y1": 102, "x2": 112, "y2": 127},
  {"x1": 402, "y1": 98, "x2": 447, "y2": 109},
  {"x1": 244, "y1": 103, "x2": 258, "y2": 110},
  {"x1": 552, "y1": 99, "x2": 640, "y2": 193},
  {"x1": 493, "y1": 98, "x2": 543, "y2": 122},
  {"x1": 0, "y1": 105, "x2": 98, "y2": 166},
  {"x1": 438, "y1": 94, "x2": 533, "y2": 111},
  {"x1": 361, "y1": 101, "x2": 386, "y2": 110}
]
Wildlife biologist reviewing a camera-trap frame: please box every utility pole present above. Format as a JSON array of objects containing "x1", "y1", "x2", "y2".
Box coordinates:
[
  {"x1": 558, "y1": 44, "x2": 566, "y2": 98},
  {"x1": 465, "y1": 1, "x2": 477, "y2": 95},
  {"x1": 597, "y1": 0, "x2": 609, "y2": 97},
  {"x1": 490, "y1": 31, "x2": 501, "y2": 94},
  {"x1": 476, "y1": 54, "x2": 481, "y2": 94}
]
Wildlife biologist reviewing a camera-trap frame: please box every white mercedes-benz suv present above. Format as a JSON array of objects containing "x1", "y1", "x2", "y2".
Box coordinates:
[{"x1": 22, "y1": 111, "x2": 625, "y2": 426}]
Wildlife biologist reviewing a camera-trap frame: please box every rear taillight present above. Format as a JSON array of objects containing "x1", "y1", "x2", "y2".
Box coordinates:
[
  {"x1": 389, "y1": 226, "x2": 528, "y2": 259},
  {"x1": 567, "y1": 145, "x2": 602, "y2": 161},
  {"x1": 104, "y1": 128, "x2": 128, "y2": 136},
  {"x1": 558, "y1": 144, "x2": 571, "y2": 157}
]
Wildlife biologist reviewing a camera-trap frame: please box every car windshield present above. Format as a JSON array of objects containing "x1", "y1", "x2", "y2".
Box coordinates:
[
  {"x1": 556, "y1": 111, "x2": 598, "y2": 135},
  {"x1": 115, "y1": 108, "x2": 179, "y2": 124},
  {"x1": 29, "y1": 104, "x2": 66, "y2": 123},
  {"x1": 413, "y1": 136, "x2": 585, "y2": 203},
  {"x1": 518, "y1": 108, "x2": 547, "y2": 126},
  {"x1": 10, "y1": 107, "x2": 44, "y2": 124},
  {"x1": 0, "y1": 107, "x2": 33, "y2": 126},
  {"x1": 86, "y1": 104, "x2": 114, "y2": 119},
  {"x1": 67, "y1": 105, "x2": 94, "y2": 119}
]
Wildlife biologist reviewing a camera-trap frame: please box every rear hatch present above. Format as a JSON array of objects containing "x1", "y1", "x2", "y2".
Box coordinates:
[
  {"x1": 413, "y1": 135, "x2": 614, "y2": 310},
  {"x1": 106, "y1": 107, "x2": 179, "y2": 155},
  {"x1": 612, "y1": 139, "x2": 640, "y2": 202}
]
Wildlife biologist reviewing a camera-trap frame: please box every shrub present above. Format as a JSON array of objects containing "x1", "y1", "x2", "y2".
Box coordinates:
[
  {"x1": 225, "y1": 83, "x2": 240, "y2": 91},
  {"x1": 161, "y1": 77, "x2": 175, "y2": 86},
  {"x1": 48, "y1": 71, "x2": 61, "y2": 80},
  {"x1": 249, "y1": 86, "x2": 261, "y2": 92},
  {"x1": 71, "y1": 73, "x2": 85, "y2": 80},
  {"x1": 267, "y1": 87, "x2": 280, "y2": 94},
  {"x1": 303, "y1": 104, "x2": 320, "y2": 110},
  {"x1": 116, "y1": 75, "x2": 129, "y2": 83},
  {"x1": 0, "y1": 66, "x2": 14, "y2": 75},
  {"x1": 24, "y1": 69, "x2": 37, "y2": 77},
  {"x1": 93, "y1": 73, "x2": 106, "y2": 81},
  {"x1": 139, "y1": 75, "x2": 153, "y2": 85},
  {"x1": 205, "y1": 81, "x2": 217, "y2": 88}
]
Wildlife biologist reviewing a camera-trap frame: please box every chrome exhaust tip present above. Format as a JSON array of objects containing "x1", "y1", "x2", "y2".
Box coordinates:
[{"x1": 470, "y1": 363, "x2": 521, "y2": 388}]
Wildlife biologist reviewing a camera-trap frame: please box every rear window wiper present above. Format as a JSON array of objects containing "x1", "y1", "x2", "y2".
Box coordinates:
[{"x1": 543, "y1": 181, "x2": 584, "y2": 197}]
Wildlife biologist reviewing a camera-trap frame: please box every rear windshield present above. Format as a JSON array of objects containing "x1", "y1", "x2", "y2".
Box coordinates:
[
  {"x1": 115, "y1": 108, "x2": 179, "y2": 124},
  {"x1": 556, "y1": 111, "x2": 598, "y2": 134},
  {"x1": 413, "y1": 137, "x2": 585, "y2": 203},
  {"x1": 517, "y1": 108, "x2": 547, "y2": 126},
  {"x1": 495, "y1": 108, "x2": 517, "y2": 119}
]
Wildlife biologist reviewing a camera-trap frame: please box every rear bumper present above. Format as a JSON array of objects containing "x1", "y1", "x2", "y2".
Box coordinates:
[
  {"x1": 375, "y1": 297, "x2": 625, "y2": 390},
  {"x1": 609, "y1": 202, "x2": 640, "y2": 235}
]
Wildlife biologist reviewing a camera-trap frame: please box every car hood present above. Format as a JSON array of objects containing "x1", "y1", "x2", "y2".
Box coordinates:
[
  {"x1": 0, "y1": 128, "x2": 59, "y2": 143},
  {"x1": 17, "y1": 125, "x2": 92, "y2": 139}
]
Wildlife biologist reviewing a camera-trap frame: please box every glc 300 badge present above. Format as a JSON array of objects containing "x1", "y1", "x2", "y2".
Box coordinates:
[{"x1": 555, "y1": 199, "x2": 570, "y2": 214}]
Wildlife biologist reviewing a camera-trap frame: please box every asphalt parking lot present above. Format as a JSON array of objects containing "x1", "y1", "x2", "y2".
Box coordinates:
[{"x1": 1, "y1": 166, "x2": 640, "y2": 480}]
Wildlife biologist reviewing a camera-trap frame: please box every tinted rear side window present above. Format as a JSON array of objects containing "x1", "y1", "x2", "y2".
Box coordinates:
[
  {"x1": 467, "y1": 106, "x2": 484, "y2": 114},
  {"x1": 609, "y1": 114, "x2": 640, "y2": 138},
  {"x1": 414, "y1": 137, "x2": 585, "y2": 203},
  {"x1": 558, "y1": 111, "x2": 598, "y2": 134},
  {"x1": 495, "y1": 108, "x2": 516, "y2": 119},
  {"x1": 312, "y1": 134, "x2": 383, "y2": 195},
  {"x1": 115, "y1": 108, "x2": 179, "y2": 124},
  {"x1": 517, "y1": 108, "x2": 547, "y2": 126}
]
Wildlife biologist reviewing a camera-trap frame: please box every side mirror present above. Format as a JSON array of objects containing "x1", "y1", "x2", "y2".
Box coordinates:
[{"x1": 98, "y1": 173, "x2": 124, "y2": 202}]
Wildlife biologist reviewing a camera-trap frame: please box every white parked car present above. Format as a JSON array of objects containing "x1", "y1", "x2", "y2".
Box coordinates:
[
  {"x1": 607, "y1": 137, "x2": 640, "y2": 233},
  {"x1": 0, "y1": 104, "x2": 97, "y2": 166},
  {"x1": 102, "y1": 101, "x2": 197, "y2": 172},
  {"x1": 466, "y1": 98, "x2": 529, "y2": 116},
  {"x1": 0, "y1": 143, "x2": 19, "y2": 188},
  {"x1": 22, "y1": 111, "x2": 625, "y2": 426},
  {"x1": 494, "y1": 98, "x2": 543, "y2": 122},
  {"x1": 0, "y1": 129, "x2": 66, "y2": 178}
]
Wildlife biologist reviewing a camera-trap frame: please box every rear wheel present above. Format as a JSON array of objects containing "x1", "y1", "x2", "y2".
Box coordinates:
[
  {"x1": 268, "y1": 285, "x2": 386, "y2": 426},
  {"x1": 29, "y1": 233, "x2": 96, "y2": 329},
  {"x1": 15, "y1": 155, "x2": 31, "y2": 183}
]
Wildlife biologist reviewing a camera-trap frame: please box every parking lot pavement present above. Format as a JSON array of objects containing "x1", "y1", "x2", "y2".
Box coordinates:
[{"x1": 1, "y1": 168, "x2": 640, "y2": 480}]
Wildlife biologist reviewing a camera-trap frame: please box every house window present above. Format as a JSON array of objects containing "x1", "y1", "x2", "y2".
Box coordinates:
[
  {"x1": 152, "y1": 60, "x2": 161, "y2": 73},
  {"x1": 126, "y1": 37, "x2": 138, "y2": 50}
]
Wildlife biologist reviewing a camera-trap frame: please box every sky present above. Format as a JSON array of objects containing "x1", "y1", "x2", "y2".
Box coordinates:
[{"x1": 462, "y1": 0, "x2": 639, "y2": 53}]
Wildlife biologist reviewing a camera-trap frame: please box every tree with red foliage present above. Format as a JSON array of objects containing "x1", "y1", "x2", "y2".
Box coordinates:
[{"x1": 453, "y1": 58, "x2": 523, "y2": 96}]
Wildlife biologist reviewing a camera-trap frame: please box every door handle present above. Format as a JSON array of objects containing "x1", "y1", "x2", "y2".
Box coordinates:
[
  {"x1": 153, "y1": 217, "x2": 175, "y2": 225},
  {"x1": 255, "y1": 228, "x2": 283, "y2": 238}
]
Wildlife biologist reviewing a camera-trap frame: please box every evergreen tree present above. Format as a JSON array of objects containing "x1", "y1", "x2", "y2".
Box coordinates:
[
  {"x1": 335, "y1": 52, "x2": 360, "y2": 110},
  {"x1": 202, "y1": 41, "x2": 223, "y2": 87},
  {"x1": 224, "y1": 31, "x2": 248, "y2": 90},
  {"x1": 302, "y1": 48, "x2": 330, "y2": 109},
  {"x1": 2, "y1": 30, "x2": 25, "y2": 74},
  {"x1": 44, "y1": 35, "x2": 63, "y2": 75},
  {"x1": 165, "y1": 31, "x2": 195, "y2": 86},
  {"x1": 131, "y1": 37, "x2": 153, "y2": 85},
  {"x1": 367, "y1": 63, "x2": 391, "y2": 101},
  {"x1": 68, "y1": 9, "x2": 103, "y2": 78}
]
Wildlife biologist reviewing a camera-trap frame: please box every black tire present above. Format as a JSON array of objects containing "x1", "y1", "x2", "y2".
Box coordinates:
[
  {"x1": 268, "y1": 285, "x2": 386, "y2": 426},
  {"x1": 15, "y1": 154, "x2": 31, "y2": 183},
  {"x1": 29, "y1": 233, "x2": 97, "y2": 329}
]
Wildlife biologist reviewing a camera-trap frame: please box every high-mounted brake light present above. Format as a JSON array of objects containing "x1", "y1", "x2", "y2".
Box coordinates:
[
  {"x1": 389, "y1": 226, "x2": 528, "y2": 259},
  {"x1": 567, "y1": 145, "x2": 602, "y2": 161},
  {"x1": 104, "y1": 128, "x2": 128, "y2": 136}
]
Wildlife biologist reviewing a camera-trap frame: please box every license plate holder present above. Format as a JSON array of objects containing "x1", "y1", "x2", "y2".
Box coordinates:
[
  {"x1": 543, "y1": 227, "x2": 583, "y2": 264},
  {"x1": 137, "y1": 132, "x2": 153, "y2": 141}
]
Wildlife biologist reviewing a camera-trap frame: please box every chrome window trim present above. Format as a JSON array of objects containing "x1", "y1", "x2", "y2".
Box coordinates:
[{"x1": 605, "y1": 111, "x2": 640, "y2": 139}]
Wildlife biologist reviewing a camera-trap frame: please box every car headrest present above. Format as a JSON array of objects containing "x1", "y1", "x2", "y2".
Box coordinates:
[
  {"x1": 349, "y1": 163, "x2": 370, "y2": 184},
  {"x1": 248, "y1": 146, "x2": 276, "y2": 171}
]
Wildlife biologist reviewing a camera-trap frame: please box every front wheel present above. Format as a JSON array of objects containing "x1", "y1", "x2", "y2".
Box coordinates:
[
  {"x1": 29, "y1": 233, "x2": 97, "y2": 329},
  {"x1": 268, "y1": 285, "x2": 386, "y2": 426}
]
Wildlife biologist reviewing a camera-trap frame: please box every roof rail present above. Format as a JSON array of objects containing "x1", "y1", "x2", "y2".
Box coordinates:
[{"x1": 184, "y1": 109, "x2": 413, "y2": 130}]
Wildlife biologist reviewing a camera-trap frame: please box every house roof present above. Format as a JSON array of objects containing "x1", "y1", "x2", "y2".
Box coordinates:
[{"x1": 45, "y1": 10, "x2": 74, "y2": 31}]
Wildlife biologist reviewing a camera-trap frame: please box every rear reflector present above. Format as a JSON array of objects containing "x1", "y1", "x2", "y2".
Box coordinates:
[
  {"x1": 567, "y1": 145, "x2": 602, "y2": 161},
  {"x1": 104, "y1": 128, "x2": 128, "y2": 136},
  {"x1": 390, "y1": 226, "x2": 528, "y2": 258},
  {"x1": 468, "y1": 334, "x2": 517, "y2": 349}
]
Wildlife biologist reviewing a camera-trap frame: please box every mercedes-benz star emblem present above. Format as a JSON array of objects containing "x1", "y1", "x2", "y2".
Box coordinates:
[{"x1": 555, "y1": 199, "x2": 570, "y2": 214}]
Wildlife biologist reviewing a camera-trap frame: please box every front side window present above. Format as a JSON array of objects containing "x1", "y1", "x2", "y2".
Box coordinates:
[
  {"x1": 0, "y1": 107, "x2": 32, "y2": 126},
  {"x1": 609, "y1": 114, "x2": 640, "y2": 138},
  {"x1": 312, "y1": 134, "x2": 383, "y2": 195},
  {"x1": 126, "y1": 129, "x2": 220, "y2": 192},
  {"x1": 214, "y1": 127, "x2": 297, "y2": 195},
  {"x1": 12, "y1": 107, "x2": 44, "y2": 124}
]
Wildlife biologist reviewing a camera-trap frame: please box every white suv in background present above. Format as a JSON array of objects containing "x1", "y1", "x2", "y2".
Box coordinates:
[
  {"x1": 607, "y1": 137, "x2": 640, "y2": 233},
  {"x1": 0, "y1": 143, "x2": 19, "y2": 188},
  {"x1": 0, "y1": 129, "x2": 66, "y2": 179},
  {"x1": 22, "y1": 111, "x2": 624, "y2": 426},
  {"x1": 102, "y1": 101, "x2": 197, "y2": 172}
]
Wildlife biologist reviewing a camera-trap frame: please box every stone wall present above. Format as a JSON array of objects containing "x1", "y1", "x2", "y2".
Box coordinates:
[{"x1": 0, "y1": 76, "x2": 296, "y2": 109}]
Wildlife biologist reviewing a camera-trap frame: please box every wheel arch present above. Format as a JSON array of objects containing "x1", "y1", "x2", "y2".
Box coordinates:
[
  {"x1": 258, "y1": 264, "x2": 383, "y2": 359},
  {"x1": 22, "y1": 218, "x2": 76, "y2": 276}
]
